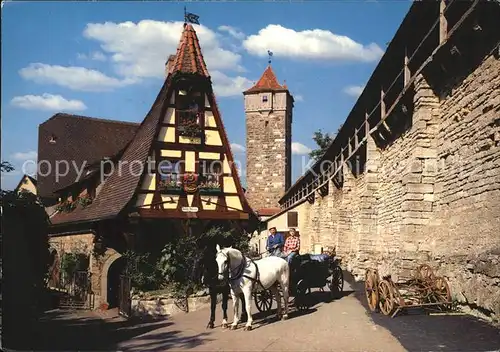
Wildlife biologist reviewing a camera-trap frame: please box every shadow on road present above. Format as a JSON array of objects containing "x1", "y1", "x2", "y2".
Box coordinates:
[
  {"x1": 344, "y1": 271, "x2": 500, "y2": 352},
  {"x1": 8, "y1": 309, "x2": 212, "y2": 351}
]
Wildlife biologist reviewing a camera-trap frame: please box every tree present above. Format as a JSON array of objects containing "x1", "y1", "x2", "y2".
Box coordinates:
[
  {"x1": 1, "y1": 162, "x2": 50, "y2": 349},
  {"x1": 308, "y1": 124, "x2": 344, "y2": 161},
  {"x1": 309, "y1": 129, "x2": 333, "y2": 161}
]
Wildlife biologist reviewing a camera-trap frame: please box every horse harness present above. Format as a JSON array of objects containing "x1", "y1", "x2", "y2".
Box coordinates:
[{"x1": 218, "y1": 251, "x2": 267, "y2": 292}]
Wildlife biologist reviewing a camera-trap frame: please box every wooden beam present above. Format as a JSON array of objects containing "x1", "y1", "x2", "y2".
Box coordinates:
[
  {"x1": 138, "y1": 209, "x2": 249, "y2": 220},
  {"x1": 354, "y1": 127, "x2": 359, "y2": 149},
  {"x1": 439, "y1": 0, "x2": 448, "y2": 44}
]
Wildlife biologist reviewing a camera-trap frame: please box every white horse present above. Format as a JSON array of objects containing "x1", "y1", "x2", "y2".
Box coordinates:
[{"x1": 215, "y1": 244, "x2": 290, "y2": 331}]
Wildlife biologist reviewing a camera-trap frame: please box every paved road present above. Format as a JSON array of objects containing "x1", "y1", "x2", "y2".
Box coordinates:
[
  {"x1": 117, "y1": 275, "x2": 500, "y2": 352},
  {"x1": 17, "y1": 274, "x2": 500, "y2": 352},
  {"x1": 118, "y1": 280, "x2": 405, "y2": 352}
]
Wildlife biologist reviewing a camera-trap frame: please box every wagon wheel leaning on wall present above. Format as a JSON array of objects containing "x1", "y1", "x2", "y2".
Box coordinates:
[
  {"x1": 365, "y1": 268, "x2": 380, "y2": 312},
  {"x1": 378, "y1": 279, "x2": 396, "y2": 316},
  {"x1": 430, "y1": 276, "x2": 452, "y2": 311}
]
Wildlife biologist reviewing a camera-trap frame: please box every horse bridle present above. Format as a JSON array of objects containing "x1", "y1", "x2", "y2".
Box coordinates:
[{"x1": 217, "y1": 251, "x2": 246, "y2": 281}]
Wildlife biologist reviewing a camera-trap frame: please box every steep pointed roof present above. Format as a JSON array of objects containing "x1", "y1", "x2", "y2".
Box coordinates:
[
  {"x1": 244, "y1": 65, "x2": 288, "y2": 94},
  {"x1": 49, "y1": 23, "x2": 255, "y2": 225},
  {"x1": 170, "y1": 23, "x2": 209, "y2": 77}
]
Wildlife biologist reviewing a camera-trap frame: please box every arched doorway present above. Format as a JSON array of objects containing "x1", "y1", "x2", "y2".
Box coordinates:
[
  {"x1": 48, "y1": 248, "x2": 60, "y2": 289},
  {"x1": 106, "y1": 256, "x2": 126, "y2": 309}
]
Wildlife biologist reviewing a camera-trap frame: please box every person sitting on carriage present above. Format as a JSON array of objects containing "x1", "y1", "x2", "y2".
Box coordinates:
[
  {"x1": 281, "y1": 228, "x2": 300, "y2": 264},
  {"x1": 266, "y1": 227, "x2": 284, "y2": 256},
  {"x1": 309, "y1": 246, "x2": 336, "y2": 262}
]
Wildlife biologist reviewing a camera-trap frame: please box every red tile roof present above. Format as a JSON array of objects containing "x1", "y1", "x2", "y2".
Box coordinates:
[
  {"x1": 256, "y1": 208, "x2": 281, "y2": 217},
  {"x1": 49, "y1": 80, "x2": 171, "y2": 225},
  {"x1": 171, "y1": 23, "x2": 209, "y2": 77},
  {"x1": 37, "y1": 114, "x2": 140, "y2": 198},
  {"x1": 244, "y1": 65, "x2": 287, "y2": 94}
]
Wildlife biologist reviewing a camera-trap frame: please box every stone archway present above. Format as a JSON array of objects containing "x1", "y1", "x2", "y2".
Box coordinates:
[
  {"x1": 48, "y1": 247, "x2": 61, "y2": 288},
  {"x1": 99, "y1": 252, "x2": 122, "y2": 308}
]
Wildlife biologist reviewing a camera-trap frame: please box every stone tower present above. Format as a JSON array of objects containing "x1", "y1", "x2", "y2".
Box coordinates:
[{"x1": 244, "y1": 65, "x2": 294, "y2": 211}]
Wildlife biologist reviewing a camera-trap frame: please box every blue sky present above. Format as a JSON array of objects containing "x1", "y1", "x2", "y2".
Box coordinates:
[{"x1": 1, "y1": 0, "x2": 412, "y2": 190}]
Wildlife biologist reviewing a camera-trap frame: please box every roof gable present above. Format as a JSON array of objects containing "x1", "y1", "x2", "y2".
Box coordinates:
[
  {"x1": 244, "y1": 65, "x2": 287, "y2": 94},
  {"x1": 170, "y1": 23, "x2": 209, "y2": 77}
]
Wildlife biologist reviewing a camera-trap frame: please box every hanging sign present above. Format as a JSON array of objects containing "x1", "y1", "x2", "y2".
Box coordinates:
[{"x1": 182, "y1": 206, "x2": 199, "y2": 213}]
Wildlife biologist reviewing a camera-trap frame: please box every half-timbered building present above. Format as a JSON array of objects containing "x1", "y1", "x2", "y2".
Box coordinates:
[{"x1": 41, "y1": 22, "x2": 256, "y2": 310}]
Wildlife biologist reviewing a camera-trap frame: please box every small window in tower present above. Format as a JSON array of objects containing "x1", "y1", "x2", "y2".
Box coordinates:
[
  {"x1": 265, "y1": 120, "x2": 269, "y2": 128},
  {"x1": 262, "y1": 95, "x2": 268, "y2": 102}
]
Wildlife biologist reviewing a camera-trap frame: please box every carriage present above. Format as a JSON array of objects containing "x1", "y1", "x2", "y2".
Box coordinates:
[
  {"x1": 364, "y1": 264, "x2": 452, "y2": 318},
  {"x1": 253, "y1": 253, "x2": 344, "y2": 313}
]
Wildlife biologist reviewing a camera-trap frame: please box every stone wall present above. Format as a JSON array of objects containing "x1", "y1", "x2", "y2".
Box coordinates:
[
  {"x1": 49, "y1": 233, "x2": 94, "y2": 255},
  {"x1": 131, "y1": 292, "x2": 214, "y2": 318},
  {"x1": 296, "y1": 51, "x2": 500, "y2": 321}
]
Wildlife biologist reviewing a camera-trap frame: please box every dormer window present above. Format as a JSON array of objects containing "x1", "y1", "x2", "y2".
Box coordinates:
[
  {"x1": 262, "y1": 95, "x2": 268, "y2": 102},
  {"x1": 49, "y1": 135, "x2": 57, "y2": 144}
]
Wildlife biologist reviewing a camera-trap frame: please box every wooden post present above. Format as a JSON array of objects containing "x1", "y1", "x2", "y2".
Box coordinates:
[
  {"x1": 365, "y1": 112, "x2": 370, "y2": 139},
  {"x1": 439, "y1": 0, "x2": 447, "y2": 44},
  {"x1": 404, "y1": 48, "x2": 411, "y2": 85},
  {"x1": 381, "y1": 89, "x2": 386, "y2": 119},
  {"x1": 348, "y1": 136, "x2": 352, "y2": 157},
  {"x1": 354, "y1": 127, "x2": 359, "y2": 149}
]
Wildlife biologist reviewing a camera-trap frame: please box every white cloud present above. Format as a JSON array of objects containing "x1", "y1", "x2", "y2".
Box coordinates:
[
  {"x1": 218, "y1": 25, "x2": 245, "y2": 40},
  {"x1": 343, "y1": 85, "x2": 365, "y2": 98},
  {"x1": 292, "y1": 142, "x2": 312, "y2": 155},
  {"x1": 10, "y1": 93, "x2": 87, "y2": 111},
  {"x1": 294, "y1": 94, "x2": 304, "y2": 102},
  {"x1": 79, "y1": 20, "x2": 250, "y2": 96},
  {"x1": 12, "y1": 151, "x2": 37, "y2": 161},
  {"x1": 243, "y1": 25, "x2": 384, "y2": 62},
  {"x1": 19, "y1": 63, "x2": 137, "y2": 92},
  {"x1": 84, "y1": 20, "x2": 244, "y2": 77},
  {"x1": 231, "y1": 143, "x2": 246, "y2": 153},
  {"x1": 77, "y1": 51, "x2": 107, "y2": 61},
  {"x1": 211, "y1": 71, "x2": 253, "y2": 97}
]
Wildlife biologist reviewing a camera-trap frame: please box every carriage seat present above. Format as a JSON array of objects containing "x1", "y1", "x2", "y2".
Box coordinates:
[{"x1": 296, "y1": 253, "x2": 332, "y2": 263}]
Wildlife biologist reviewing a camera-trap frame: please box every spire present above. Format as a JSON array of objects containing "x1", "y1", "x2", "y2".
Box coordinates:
[
  {"x1": 243, "y1": 65, "x2": 287, "y2": 94},
  {"x1": 169, "y1": 23, "x2": 209, "y2": 78}
]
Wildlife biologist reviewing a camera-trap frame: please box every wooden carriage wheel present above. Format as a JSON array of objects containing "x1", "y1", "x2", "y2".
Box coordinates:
[
  {"x1": 432, "y1": 276, "x2": 451, "y2": 310},
  {"x1": 254, "y1": 290, "x2": 273, "y2": 314},
  {"x1": 294, "y1": 279, "x2": 310, "y2": 311},
  {"x1": 378, "y1": 279, "x2": 395, "y2": 316},
  {"x1": 328, "y1": 265, "x2": 344, "y2": 299},
  {"x1": 365, "y1": 269, "x2": 379, "y2": 312},
  {"x1": 416, "y1": 264, "x2": 435, "y2": 281}
]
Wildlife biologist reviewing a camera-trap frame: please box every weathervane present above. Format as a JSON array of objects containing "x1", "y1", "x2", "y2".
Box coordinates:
[
  {"x1": 184, "y1": 6, "x2": 200, "y2": 25},
  {"x1": 267, "y1": 50, "x2": 273, "y2": 65}
]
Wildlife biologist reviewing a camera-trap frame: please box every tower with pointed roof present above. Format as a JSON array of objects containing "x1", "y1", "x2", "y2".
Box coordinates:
[{"x1": 243, "y1": 65, "x2": 294, "y2": 212}]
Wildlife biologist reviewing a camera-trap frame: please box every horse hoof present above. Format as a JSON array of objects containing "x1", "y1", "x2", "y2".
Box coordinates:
[
  {"x1": 282, "y1": 315, "x2": 289, "y2": 321},
  {"x1": 229, "y1": 325, "x2": 237, "y2": 330},
  {"x1": 244, "y1": 326, "x2": 252, "y2": 331},
  {"x1": 221, "y1": 323, "x2": 228, "y2": 329},
  {"x1": 206, "y1": 322, "x2": 215, "y2": 329}
]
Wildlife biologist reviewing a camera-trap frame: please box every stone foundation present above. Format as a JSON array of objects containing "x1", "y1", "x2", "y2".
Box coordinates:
[{"x1": 131, "y1": 292, "x2": 217, "y2": 318}]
